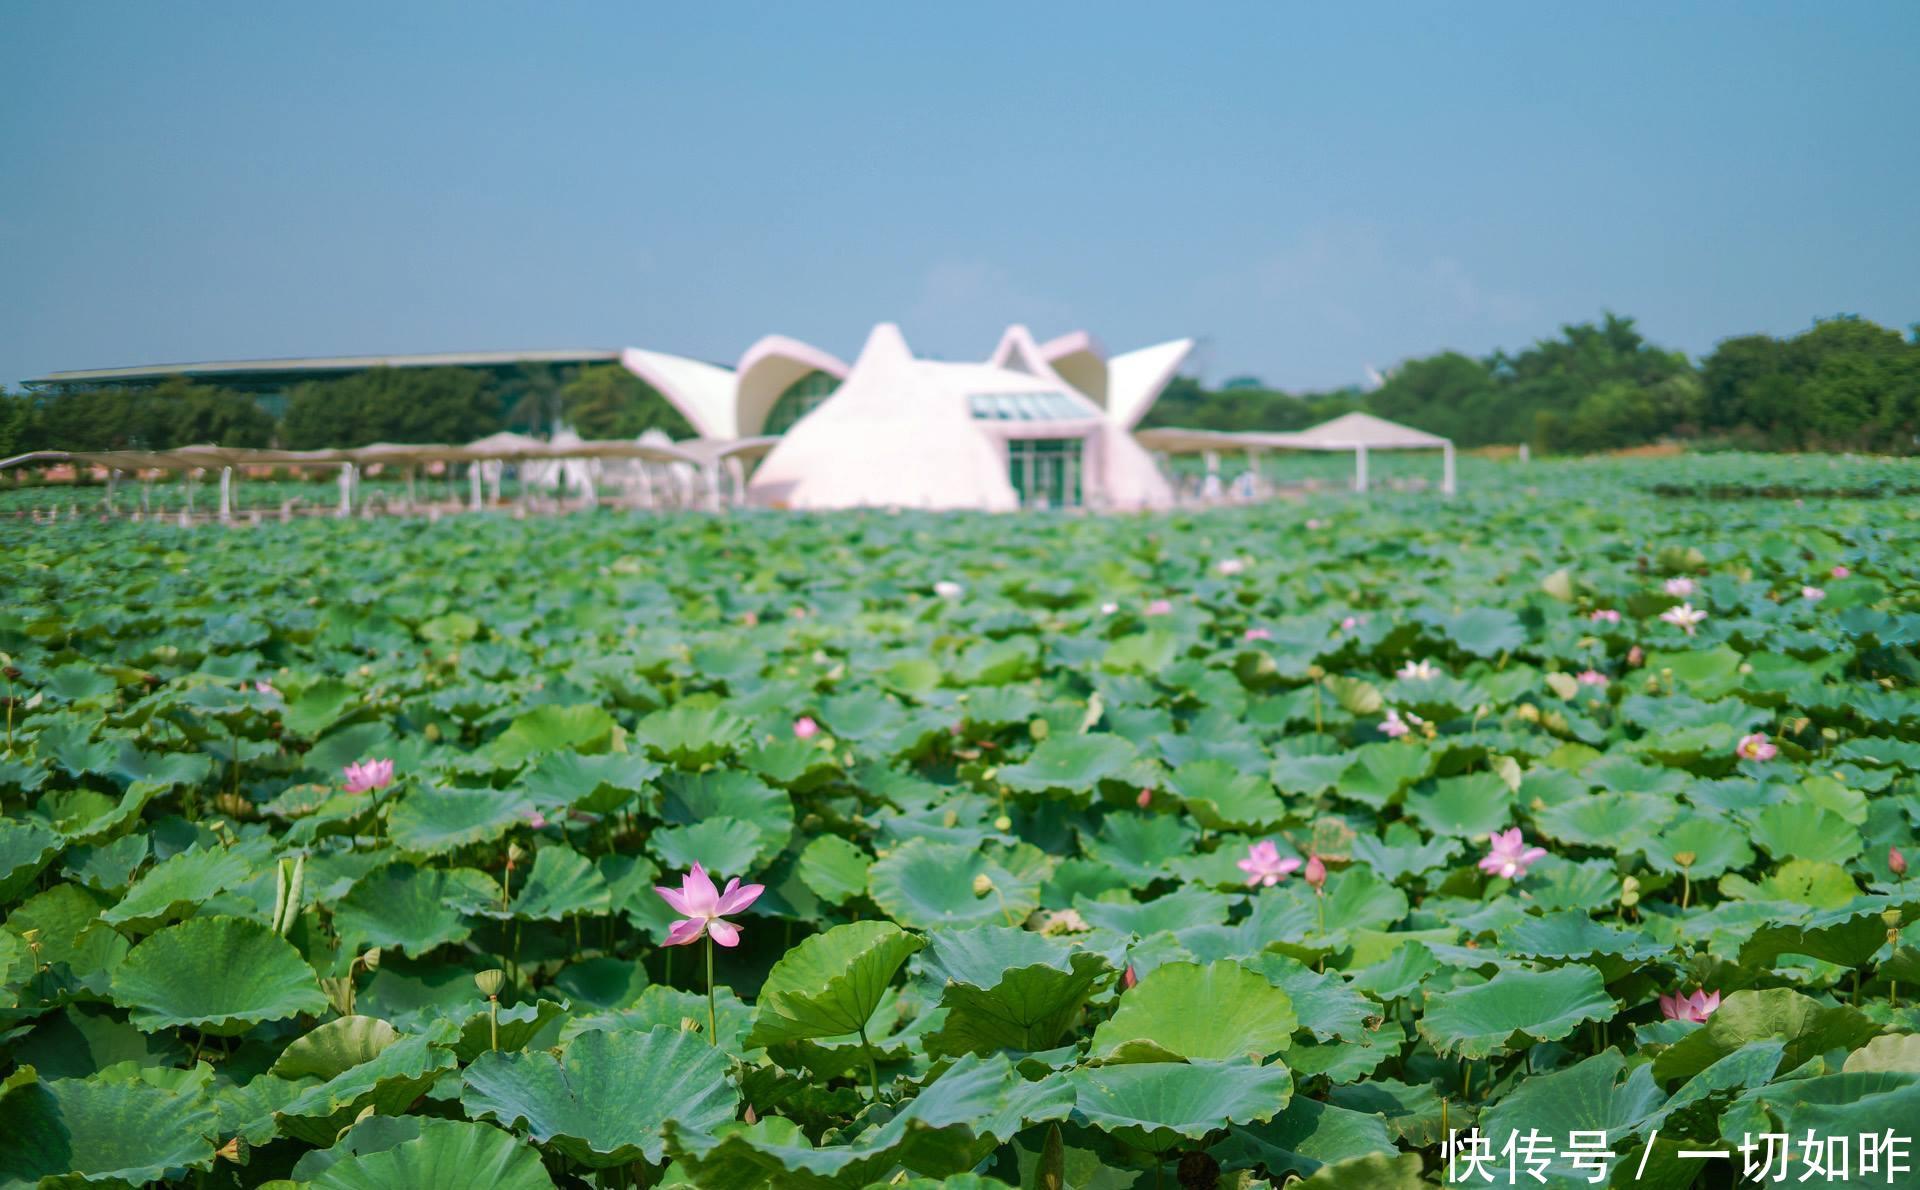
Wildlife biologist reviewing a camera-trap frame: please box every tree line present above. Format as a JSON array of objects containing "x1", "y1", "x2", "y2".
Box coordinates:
[
  {"x1": 0, "y1": 363, "x2": 692, "y2": 458},
  {"x1": 1139, "y1": 312, "x2": 1920, "y2": 454},
  {"x1": 4, "y1": 313, "x2": 1916, "y2": 459}
]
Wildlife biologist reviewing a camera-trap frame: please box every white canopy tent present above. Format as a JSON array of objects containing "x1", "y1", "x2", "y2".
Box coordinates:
[{"x1": 1135, "y1": 411, "x2": 1456, "y2": 497}]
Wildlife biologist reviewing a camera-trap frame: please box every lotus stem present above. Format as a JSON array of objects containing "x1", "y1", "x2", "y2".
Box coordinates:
[
  {"x1": 1680, "y1": 870, "x2": 1690, "y2": 910},
  {"x1": 488, "y1": 995, "x2": 499, "y2": 1051},
  {"x1": 857, "y1": 1020, "x2": 880, "y2": 1100},
  {"x1": 705, "y1": 935, "x2": 717, "y2": 1047}
]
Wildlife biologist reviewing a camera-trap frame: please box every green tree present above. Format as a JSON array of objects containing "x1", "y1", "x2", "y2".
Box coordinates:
[
  {"x1": 281, "y1": 367, "x2": 502, "y2": 449},
  {"x1": 556, "y1": 365, "x2": 695, "y2": 439}
]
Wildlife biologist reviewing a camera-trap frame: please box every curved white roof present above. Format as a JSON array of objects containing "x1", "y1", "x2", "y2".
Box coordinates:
[
  {"x1": 1107, "y1": 338, "x2": 1198, "y2": 429},
  {"x1": 733, "y1": 335, "x2": 850, "y2": 438},
  {"x1": 619, "y1": 348, "x2": 739, "y2": 439}
]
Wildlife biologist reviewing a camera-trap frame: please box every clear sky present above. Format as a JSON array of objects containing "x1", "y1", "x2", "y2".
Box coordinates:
[{"x1": 3, "y1": 2, "x2": 1916, "y2": 391}]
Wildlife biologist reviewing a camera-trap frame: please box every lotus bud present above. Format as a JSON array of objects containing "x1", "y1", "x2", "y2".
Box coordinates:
[
  {"x1": 474, "y1": 969, "x2": 505, "y2": 999},
  {"x1": 1620, "y1": 876, "x2": 1641, "y2": 909},
  {"x1": 993, "y1": 815, "x2": 1012, "y2": 832},
  {"x1": 1120, "y1": 965, "x2": 1139, "y2": 991},
  {"x1": 1892, "y1": 846, "x2": 1909, "y2": 878},
  {"x1": 743, "y1": 1104, "x2": 758, "y2": 1125},
  {"x1": 1137, "y1": 788, "x2": 1153, "y2": 809},
  {"x1": 1305, "y1": 854, "x2": 1327, "y2": 892},
  {"x1": 215, "y1": 1137, "x2": 250, "y2": 1165},
  {"x1": 971, "y1": 873, "x2": 995, "y2": 897}
]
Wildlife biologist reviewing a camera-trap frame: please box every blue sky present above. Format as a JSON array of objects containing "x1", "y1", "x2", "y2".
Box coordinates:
[{"x1": 3, "y1": 2, "x2": 1915, "y2": 391}]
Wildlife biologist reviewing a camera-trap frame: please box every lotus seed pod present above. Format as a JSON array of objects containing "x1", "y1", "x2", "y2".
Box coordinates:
[
  {"x1": 993, "y1": 815, "x2": 1012, "y2": 832},
  {"x1": 1305, "y1": 664, "x2": 1326, "y2": 681},
  {"x1": 942, "y1": 809, "x2": 958, "y2": 828},
  {"x1": 361, "y1": 948, "x2": 382, "y2": 971},
  {"x1": 971, "y1": 873, "x2": 995, "y2": 897},
  {"x1": 474, "y1": 969, "x2": 505, "y2": 997},
  {"x1": 1029, "y1": 718, "x2": 1049, "y2": 741},
  {"x1": 1673, "y1": 851, "x2": 1697, "y2": 868},
  {"x1": 1517, "y1": 704, "x2": 1540, "y2": 723},
  {"x1": 1620, "y1": 876, "x2": 1641, "y2": 908},
  {"x1": 507, "y1": 842, "x2": 526, "y2": 864}
]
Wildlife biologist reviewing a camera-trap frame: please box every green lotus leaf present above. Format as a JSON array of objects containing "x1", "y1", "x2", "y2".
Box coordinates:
[
  {"x1": 334, "y1": 864, "x2": 499, "y2": 957},
  {"x1": 552, "y1": 956, "x2": 649, "y2": 1011},
  {"x1": 1293, "y1": 1153, "x2": 1427, "y2": 1189},
  {"x1": 1078, "y1": 813, "x2": 1197, "y2": 883},
  {"x1": 1423, "y1": 606, "x2": 1526, "y2": 657},
  {"x1": 289, "y1": 1113, "x2": 430, "y2": 1182},
  {"x1": 650, "y1": 816, "x2": 765, "y2": 879},
  {"x1": 1348, "y1": 823, "x2": 1460, "y2": 882},
  {"x1": 0, "y1": 819, "x2": 65, "y2": 903},
  {"x1": 1739, "y1": 899, "x2": 1920, "y2": 970},
  {"x1": 1214, "y1": 1097, "x2": 1398, "y2": 1180},
  {"x1": 1477, "y1": 1050, "x2": 1666, "y2": 1182},
  {"x1": 276, "y1": 1019, "x2": 461, "y2": 1145},
  {"x1": 922, "y1": 926, "x2": 1113, "y2": 1056},
  {"x1": 0, "y1": 1065, "x2": 221, "y2": 1185},
  {"x1": 1748, "y1": 801, "x2": 1862, "y2": 864},
  {"x1": 520, "y1": 750, "x2": 659, "y2": 815},
  {"x1": 1718, "y1": 858, "x2": 1859, "y2": 908},
  {"x1": 664, "y1": 1053, "x2": 1071, "y2": 1185},
  {"x1": 508, "y1": 845, "x2": 611, "y2": 919},
  {"x1": 443, "y1": 997, "x2": 569, "y2": 1062},
  {"x1": 62, "y1": 831, "x2": 150, "y2": 894},
  {"x1": 272, "y1": 1015, "x2": 403, "y2": 1080},
  {"x1": 1651, "y1": 988, "x2": 1879, "y2": 1085},
  {"x1": 488, "y1": 704, "x2": 616, "y2": 766},
  {"x1": 111, "y1": 915, "x2": 328, "y2": 1034},
  {"x1": 1075, "y1": 885, "x2": 1236, "y2": 935},
  {"x1": 659, "y1": 768, "x2": 794, "y2": 855},
  {"x1": 309, "y1": 1118, "x2": 558, "y2": 1190},
  {"x1": 743, "y1": 737, "x2": 840, "y2": 788},
  {"x1": 632, "y1": 701, "x2": 748, "y2": 767},
  {"x1": 795, "y1": 835, "x2": 872, "y2": 906},
  {"x1": 748, "y1": 920, "x2": 924, "y2": 1047},
  {"x1": 867, "y1": 839, "x2": 1043, "y2": 931},
  {"x1": 9, "y1": 1006, "x2": 184, "y2": 1077},
  {"x1": 999, "y1": 733, "x2": 1137, "y2": 798},
  {"x1": 565, "y1": 985, "x2": 753, "y2": 1055},
  {"x1": 1638, "y1": 815, "x2": 1755, "y2": 877},
  {"x1": 1405, "y1": 772, "x2": 1513, "y2": 839},
  {"x1": 284, "y1": 677, "x2": 359, "y2": 737},
  {"x1": 1843, "y1": 1033, "x2": 1920, "y2": 1074},
  {"x1": 1502, "y1": 910, "x2": 1674, "y2": 963},
  {"x1": 387, "y1": 785, "x2": 531, "y2": 855},
  {"x1": 1534, "y1": 791, "x2": 1678, "y2": 850},
  {"x1": 1091, "y1": 959, "x2": 1297, "y2": 1063},
  {"x1": 1335, "y1": 744, "x2": 1433, "y2": 809},
  {"x1": 1418, "y1": 965, "x2": 1616, "y2": 1059},
  {"x1": 1068, "y1": 1059, "x2": 1293, "y2": 1149},
  {"x1": 99, "y1": 843, "x2": 253, "y2": 933},
  {"x1": 461, "y1": 1025, "x2": 736, "y2": 1166},
  {"x1": 1170, "y1": 758, "x2": 1289, "y2": 831},
  {"x1": 1729, "y1": 1070, "x2": 1920, "y2": 1148},
  {"x1": 1246, "y1": 954, "x2": 1378, "y2": 1041}
]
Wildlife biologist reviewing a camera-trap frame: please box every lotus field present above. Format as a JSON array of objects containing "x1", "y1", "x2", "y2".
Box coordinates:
[{"x1": 4, "y1": 457, "x2": 1920, "y2": 1189}]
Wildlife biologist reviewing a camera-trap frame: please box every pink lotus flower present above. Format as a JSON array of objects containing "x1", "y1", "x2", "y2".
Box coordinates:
[
  {"x1": 343, "y1": 758, "x2": 394, "y2": 794},
  {"x1": 1627, "y1": 645, "x2": 1645, "y2": 667},
  {"x1": 1304, "y1": 854, "x2": 1327, "y2": 892},
  {"x1": 1891, "y1": 846, "x2": 1908, "y2": 878},
  {"x1": 1589, "y1": 609, "x2": 1622, "y2": 625},
  {"x1": 1217, "y1": 558, "x2": 1247, "y2": 576},
  {"x1": 1100, "y1": 601, "x2": 1119, "y2": 616},
  {"x1": 1340, "y1": 616, "x2": 1359, "y2": 631},
  {"x1": 1378, "y1": 709, "x2": 1411, "y2": 739},
  {"x1": 934, "y1": 580, "x2": 964, "y2": 600},
  {"x1": 253, "y1": 680, "x2": 281, "y2": 700},
  {"x1": 1801, "y1": 586, "x2": 1824, "y2": 602},
  {"x1": 1306, "y1": 518, "x2": 1325, "y2": 531},
  {"x1": 1237, "y1": 840, "x2": 1303, "y2": 887},
  {"x1": 1736, "y1": 732, "x2": 1778, "y2": 761},
  {"x1": 1663, "y1": 577, "x2": 1695, "y2": 597},
  {"x1": 1660, "y1": 603, "x2": 1707, "y2": 635},
  {"x1": 1136, "y1": 788, "x2": 1153, "y2": 809},
  {"x1": 655, "y1": 862, "x2": 763, "y2": 947},
  {"x1": 1659, "y1": 988, "x2": 1721, "y2": 1024},
  {"x1": 793, "y1": 716, "x2": 819, "y2": 739},
  {"x1": 523, "y1": 808, "x2": 548, "y2": 830},
  {"x1": 1397, "y1": 659, "x2": 1439, "y2": 680},
  {"x1": 1576, "y1": 669, "x2": 1608, "y2": 687},
  {"x1": 1145, "y1": 599, "x2": 1173, "y2": 617},
  {"x1": 740, "y1": 610, "x2": 760, "y2": 627},
  {"x1": 1832, "y1": 565, "x2": 1850, "y2": 579},
  {"x1": 1478, "y1": 829, "x2": 1547, "y2": 880},
  {"x1": 1243, "y1": 627, "x2": 1273, "y2": 642}
]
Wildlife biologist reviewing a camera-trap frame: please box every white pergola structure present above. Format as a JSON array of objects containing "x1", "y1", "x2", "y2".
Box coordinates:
[{"x1": 1136, "y1": 411, "x2": 1456, "y2": 498}]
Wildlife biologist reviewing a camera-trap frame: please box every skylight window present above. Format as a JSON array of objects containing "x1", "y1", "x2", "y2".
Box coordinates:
[{"x1": 967, "y1": 391, "x2": 1087, "y2": 421}]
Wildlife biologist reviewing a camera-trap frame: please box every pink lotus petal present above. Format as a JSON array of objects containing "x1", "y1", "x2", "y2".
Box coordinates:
[
  {"x1": 654, "y1": 885, "x2": 694, "y2": 916},
  {"x1": 706, "y1": 919, "x2": 741, "y2": 947},
  {"x1": 716, "y1": 881, "x2": 765, "y2": 916},
  {"x1": 663, "y1": 917, "x2": 706, "y2": 946}
]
